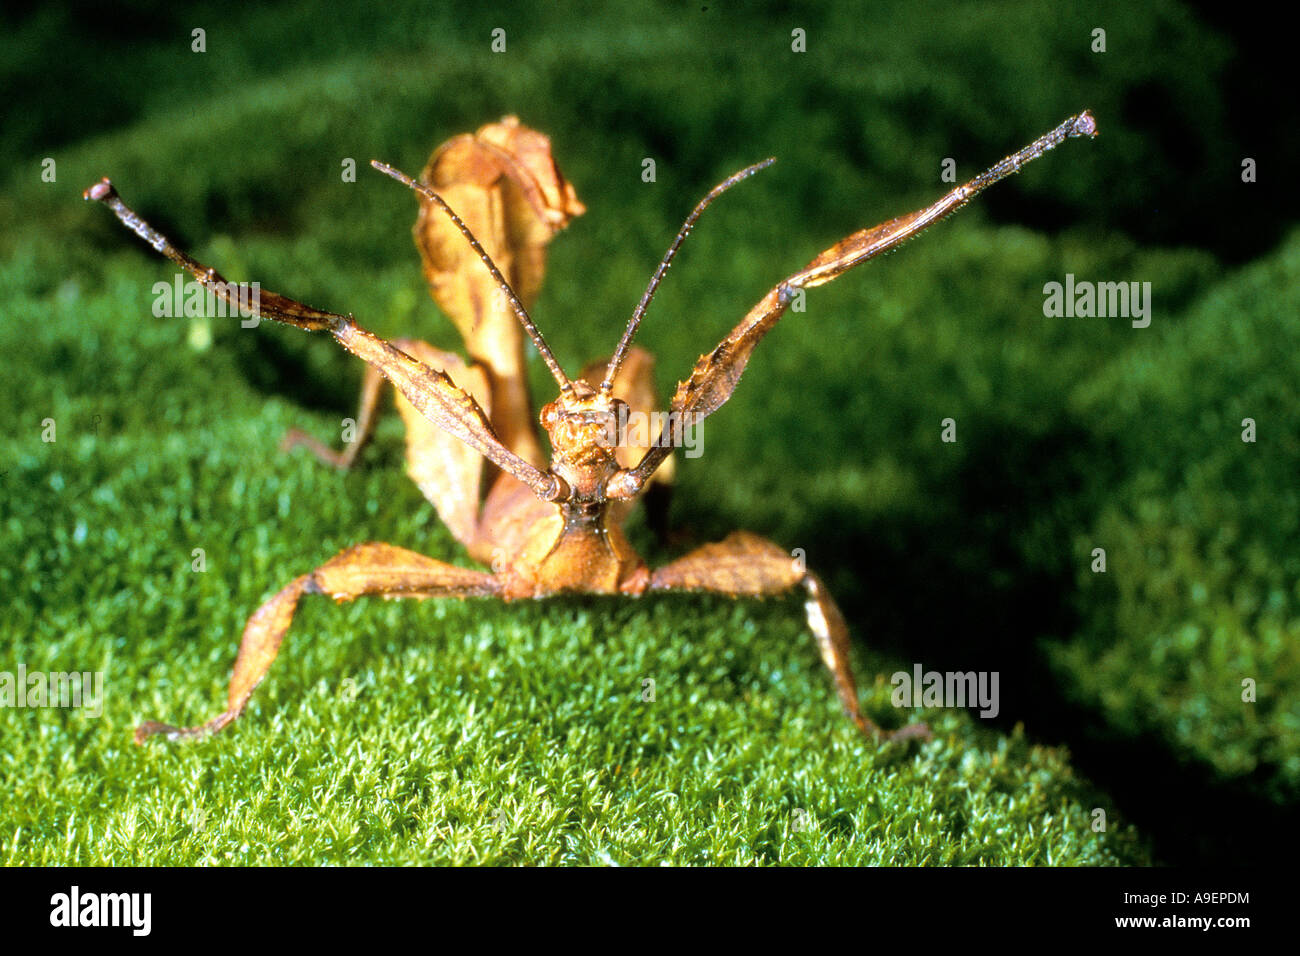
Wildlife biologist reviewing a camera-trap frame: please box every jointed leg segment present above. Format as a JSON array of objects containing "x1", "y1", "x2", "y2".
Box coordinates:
[
  {"x1": 649, "y1": 532, "x2": 929, "y2": 741},
  {"x1": 133, "y1": 543, "x2": 498, "y2": 743},
  {"x1": 280, "y1": 360, "x2": 386, "y2": 470}
]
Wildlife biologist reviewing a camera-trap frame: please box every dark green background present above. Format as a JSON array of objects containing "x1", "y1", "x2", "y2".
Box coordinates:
[{"x1": 1, "y1": 0, "x2": 1295, "y2": 865}]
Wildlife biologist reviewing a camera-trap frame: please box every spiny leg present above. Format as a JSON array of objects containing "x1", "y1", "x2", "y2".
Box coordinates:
[
  {"x1": 648, "y1": 531, "x2": 929, "y2": 742},
  {"x1": 84, "y1": 177, "x2": 564, "y2": 503},
  {"x1": 134, "y1": 543, "x2": 499, "y2": 743},
  {"x1": 610, "y1": 112, "x2": 1098, "y2": 497}
]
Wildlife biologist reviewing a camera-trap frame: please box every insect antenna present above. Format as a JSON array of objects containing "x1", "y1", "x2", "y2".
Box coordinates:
[
  {"x1": 371, "y1": 160, "x2": 574, "y2": 393},
  {"x1": 600, "y1": 158, "x2": 775, "y2": 392}
]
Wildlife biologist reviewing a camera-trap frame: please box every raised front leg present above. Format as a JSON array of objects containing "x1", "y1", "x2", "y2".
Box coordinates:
[
  {"x1": 649, "y1": 531, "x2": 929, "y2": 741},
  {"x1": 134, "y1": 543, "x2": 499, "y2": 743},
  {"x1": 611, "y1": 111, "x2": 1098, "y2": 496},
  {"x1": 84, "y1": 178, "x2": 564, "y2": 503}
]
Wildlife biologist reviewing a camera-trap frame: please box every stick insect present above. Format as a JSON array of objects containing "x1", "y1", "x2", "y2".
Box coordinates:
[{"x1": 85, "y1": 111, "x2": 1096, "y2": 744}]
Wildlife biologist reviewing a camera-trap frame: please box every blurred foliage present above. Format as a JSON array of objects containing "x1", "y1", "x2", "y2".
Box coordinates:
[{"x1": 1055, "y1": 232, "x2": 1300, "y2": 802}]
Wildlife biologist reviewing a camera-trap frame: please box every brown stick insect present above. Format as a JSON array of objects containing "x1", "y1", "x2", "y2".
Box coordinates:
[{"x1": 84, "y1": 111, "x2": 1096, "y2": 744}]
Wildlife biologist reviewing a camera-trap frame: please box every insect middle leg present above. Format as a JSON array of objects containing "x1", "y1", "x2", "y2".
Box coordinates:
[
  {"x1": 133, "y1": 542, "x2": 499, "y2": 743},
  {"x1": 279, "y1": 360, "x2": 386, "y2": 470},
  {"x1": 649, "y1": 531, "x2": 930, "y2": 741}
]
